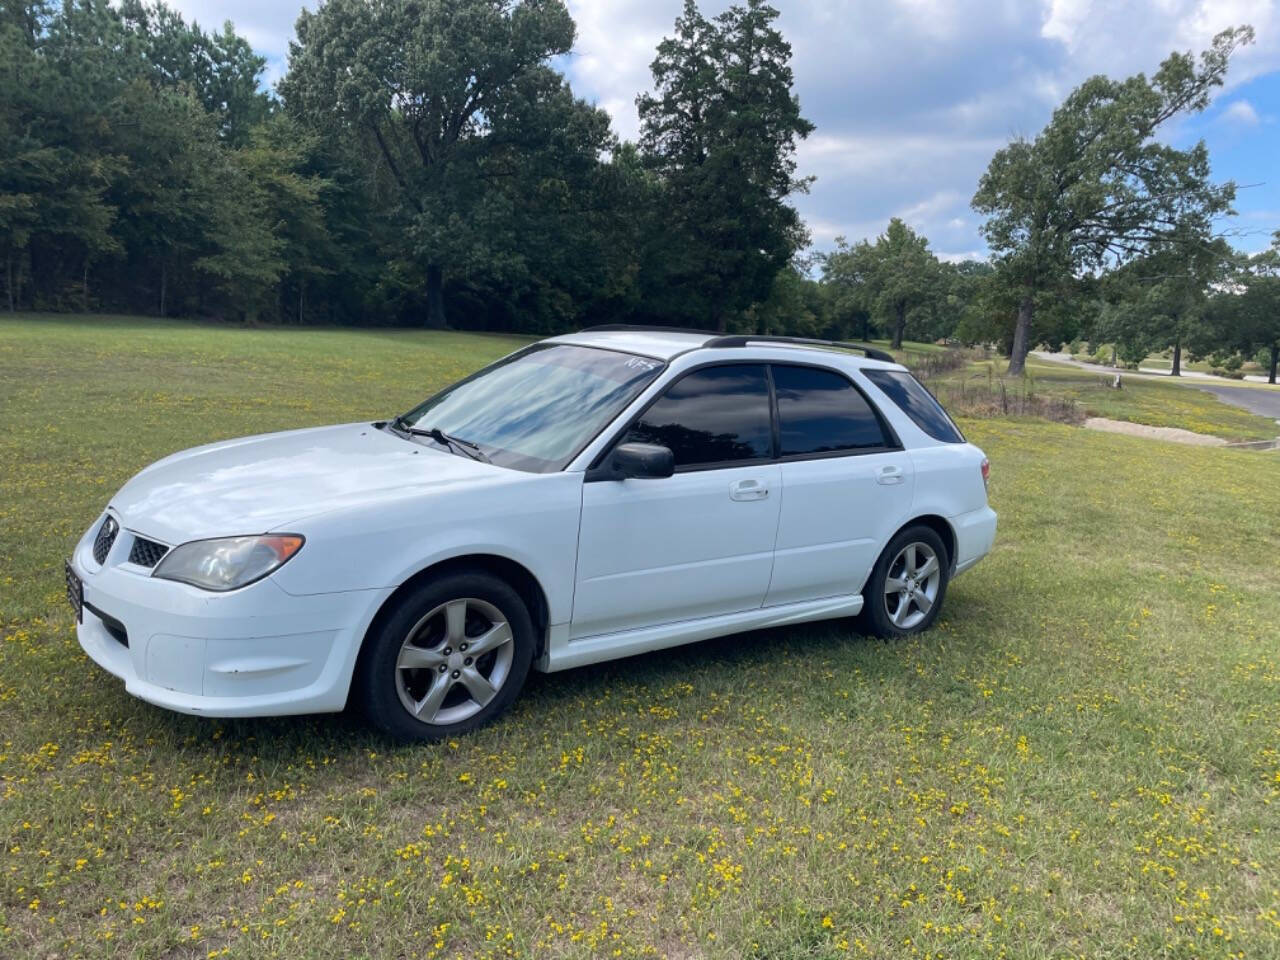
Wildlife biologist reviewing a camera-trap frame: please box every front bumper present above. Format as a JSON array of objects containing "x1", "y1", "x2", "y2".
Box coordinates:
[{"x1": 70, "y1": 517, "x2": 390, "y2": 717}]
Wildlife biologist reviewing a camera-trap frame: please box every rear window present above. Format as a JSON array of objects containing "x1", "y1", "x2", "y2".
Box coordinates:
[
  {"x1": 772, "y1": 365, "x2": 890, "y2": 454},
  {"x1": 862, "y1": 370, "x2": 964, "y2": 443}
]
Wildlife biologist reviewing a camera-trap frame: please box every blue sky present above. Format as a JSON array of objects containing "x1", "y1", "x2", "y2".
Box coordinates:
[{"x1": 169, "y1": 0, "x2": 1280, "y2": 259}]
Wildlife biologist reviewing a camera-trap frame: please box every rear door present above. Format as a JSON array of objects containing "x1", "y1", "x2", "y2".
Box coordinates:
[
  {"x1": 572, "y1": 364, "x2": 782, "y2": 638},
  {"x1": 764, "y1": 364, "x2": 914, "y2": 606}
]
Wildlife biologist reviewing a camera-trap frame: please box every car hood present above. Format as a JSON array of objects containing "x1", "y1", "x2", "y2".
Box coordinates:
[{"x1": 110, "y1": 423, "x2": 507, "y2": 544}]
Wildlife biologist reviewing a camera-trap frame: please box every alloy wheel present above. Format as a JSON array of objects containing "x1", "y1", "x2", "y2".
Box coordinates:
[
  {"x1": 394, "y1": 597, "x2": 514, "y2": 725},
  {"x1": 883, "y1": 541, "x2": 941, "y2": 630}
]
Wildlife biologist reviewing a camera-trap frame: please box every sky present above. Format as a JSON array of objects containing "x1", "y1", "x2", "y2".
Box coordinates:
[{"x1": 167, "y1": 0, "x2": 1280, "y2": 260}]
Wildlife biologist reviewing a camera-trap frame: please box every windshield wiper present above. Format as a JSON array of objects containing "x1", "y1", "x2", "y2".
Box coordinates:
[{"x1": 389, "y1": 417, "x2": 490, "y2": 463}]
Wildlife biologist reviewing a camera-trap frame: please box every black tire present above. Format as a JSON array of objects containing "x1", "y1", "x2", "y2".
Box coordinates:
[
  {"x1": 858, "y1": 525, "x2": 950, "y2": 639},
  {"x1": 356, "y1": 570, "x2": 534, "y2": 742}
]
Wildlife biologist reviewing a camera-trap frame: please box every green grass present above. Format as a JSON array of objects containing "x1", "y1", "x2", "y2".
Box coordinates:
[
  {"x1": 1136, "y1": 356, "x2": 1228, "y2": 375},
  {"x1": 923, "y1": 353, "x2": 1280, "y2": 441},
  {"x1": 1, "y1": 314, "x2": 1278, "y2": 959}
]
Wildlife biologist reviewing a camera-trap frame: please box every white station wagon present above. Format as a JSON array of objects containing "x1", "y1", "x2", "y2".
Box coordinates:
[{"x1": 67, "y1": 327, "x2": 996, "y2": 741}]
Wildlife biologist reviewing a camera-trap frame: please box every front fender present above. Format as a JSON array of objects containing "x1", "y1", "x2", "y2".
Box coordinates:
[{"x1": 268, "y1": 472, "x2": 583, "y2": 625}]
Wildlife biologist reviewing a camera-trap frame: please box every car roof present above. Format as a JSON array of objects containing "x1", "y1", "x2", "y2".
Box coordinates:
[
  {"x1": 545, "y1": 328, "x2": 716, "y2": 360},
  {"x1": 545, "y1": 327, "x2": 905, "y2": 369}
]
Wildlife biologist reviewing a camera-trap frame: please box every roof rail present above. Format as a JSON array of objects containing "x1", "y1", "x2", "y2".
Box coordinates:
[
  {"x1": 578, "y1": 324, "x2": 722, "y2": 337},
  {"x1": 705, "y1": 334, "x2": 896, "y2": 363},
  {"x1": 576, "y1": 325, "x2": 898, "y2": 363}
]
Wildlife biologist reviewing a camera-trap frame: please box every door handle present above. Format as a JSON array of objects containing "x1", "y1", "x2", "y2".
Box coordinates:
[
  {"x1": 876, "y1": 465, "x2": 904, "y2": 486},
  {"x1": 729, "y1": 478, "x2": 769, "y2": 501}
]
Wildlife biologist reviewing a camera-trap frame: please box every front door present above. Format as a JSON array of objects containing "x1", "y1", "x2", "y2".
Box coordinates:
[{"x1": 571, "y1": 364, "x2": 781, "y2": 639}]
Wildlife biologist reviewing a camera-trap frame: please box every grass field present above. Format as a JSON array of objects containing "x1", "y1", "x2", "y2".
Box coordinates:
[
  {"x1": 1, "y1": 314, "x2": 1278, "y2": 959},
  {"x1": 924, "y1": 354, "x2": 1280, "y2": 442}
]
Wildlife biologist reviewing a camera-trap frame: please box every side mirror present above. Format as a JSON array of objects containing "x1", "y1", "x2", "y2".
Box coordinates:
[{"x1": 610, "y1": 442, "x2": 674, "y2": 479}]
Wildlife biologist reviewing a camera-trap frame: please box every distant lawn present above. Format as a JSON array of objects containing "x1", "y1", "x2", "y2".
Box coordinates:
[
  {"x1": 1, "y1": 314, "x2": 1278, "y2": 959},
  {"x1": 870, "y1": 337, "x2": 949, "y2": 356},
  {"x1": 923, "y1": 353, "x2": 1279, "y2": 441},
  {"x1": 1137, "y1": 354, "x2": 1269, "y2": 378},
  {"x1": 1136, "y1": 354, "x2": 1224, "y2": 374}
]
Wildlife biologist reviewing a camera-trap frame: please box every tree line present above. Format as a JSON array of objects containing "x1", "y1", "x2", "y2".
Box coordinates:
[{"x1": 1, "y1": 1, "x2": 1276, "y2": 381}]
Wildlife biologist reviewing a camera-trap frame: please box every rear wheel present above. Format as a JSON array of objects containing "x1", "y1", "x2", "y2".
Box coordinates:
[
  {"x1": 357, "y1": 571, "x2": 534, "y2": 742},
  {"x1": 859, "y1": 525, "x2": 949, "y2": 638}
]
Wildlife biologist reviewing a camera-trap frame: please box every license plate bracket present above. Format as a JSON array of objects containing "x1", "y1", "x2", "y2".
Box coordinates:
[{"x1": 65, "y1": 560, "x2": 83, "y2": 624}]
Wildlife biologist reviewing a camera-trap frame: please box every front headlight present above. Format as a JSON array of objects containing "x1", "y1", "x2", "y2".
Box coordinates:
[{"x1": 152, "y1": 535, "x2": 304, "y2": 591}]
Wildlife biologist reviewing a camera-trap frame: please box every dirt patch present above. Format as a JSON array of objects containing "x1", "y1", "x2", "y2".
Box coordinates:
[{"x1": 1083, "y1": 417, "x2": 1227, "y2": 446}]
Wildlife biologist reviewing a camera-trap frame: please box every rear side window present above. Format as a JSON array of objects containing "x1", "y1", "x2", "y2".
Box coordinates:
[
  {"x1": 772, "y1": 365, "x2": 891, "y2": 455},
  {"x1": 623, "y1": 364, "x2": 772, "y2": 468},
  {"x1": 862, "y1": 370, "x2": 964, "y2": 443}
]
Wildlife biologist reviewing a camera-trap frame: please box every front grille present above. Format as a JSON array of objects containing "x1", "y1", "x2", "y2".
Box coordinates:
[
  {"x1": 92, "y1": 517, "x2": 119, "y2": 565},
  {"x1": 128, "y1": 536, "x2": 169, "y2": 568}
]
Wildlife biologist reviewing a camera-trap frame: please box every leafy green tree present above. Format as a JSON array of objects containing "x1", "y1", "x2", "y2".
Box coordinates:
[
  {"x1": 903, "y1": 258, "x2": 995, "y2": 344},
  {"x1": 822, "y1": 219, "x2": 943, "y2": 348},
  {"x1": 119, "y1": 1, "x2": 272, "y2": 146},
  {"x1": 1216, "y1": 233, "x2": 1280, "y2": 383},
  {"x1": 103, "y1": 79, "x2": 222, "y2": 315},
  {"x1": 0, "y1": 0, "x2": 335, "y2": 319},
  {"x1": 1, "y1": 0, "x2": 126, "y2": 310},
  {"x1": 281, "y1": 0, "x2": 592, "y2": 329},
  {"x1": 972, "y1": 27, "x2": 1251, "y2": 375},
  {"x1": 742, "y1": 261, "x2": 825, "y2": 337},
  {"x1": 818, "y1": 240, "x2": 877, "y2": 341},
  {"x1": 1096, "y1": 225, "x2": 1230, "y2": 373},
  {"x1": 933, "y1": 260, "x2": 995, "y2": 343},
  {"x1": 637, "y1": 0, "x2": 813, "y2": 331}
]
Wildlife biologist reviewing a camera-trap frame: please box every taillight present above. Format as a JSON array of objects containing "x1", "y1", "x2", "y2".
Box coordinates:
[{"x1": 980, "y1": 457, "x2": 990, "y2": 490}]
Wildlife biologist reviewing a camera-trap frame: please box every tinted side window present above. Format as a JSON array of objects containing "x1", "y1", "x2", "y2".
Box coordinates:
[
  {"x1": 624, "y1": 365, "x2": 772, "y2": 468},
  {"x1": 773, "y1": 365, "x2": 890, "y2": 455},
  {"x1": 862, "y1": 370, "x2": 964, "y2": 443}
]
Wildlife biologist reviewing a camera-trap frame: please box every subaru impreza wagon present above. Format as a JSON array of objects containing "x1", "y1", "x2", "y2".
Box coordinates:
[{"x1": 67, "y1": 326, "x2": 996, "y2": 741}]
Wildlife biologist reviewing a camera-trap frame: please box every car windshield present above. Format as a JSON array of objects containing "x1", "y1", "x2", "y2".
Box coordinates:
[{"x1": 397, "y1": 344, "x2": 665, "y2": 472}]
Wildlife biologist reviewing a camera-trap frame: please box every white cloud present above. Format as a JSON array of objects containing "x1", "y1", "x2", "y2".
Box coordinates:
[
  {"x1": 937, "y1": 248, "x2": 989, "y2": 263},
  {"x1": 797, "y1": 134, "x2": 1004, "y2": 180},
  {"x1": 164, "y1": 1, "x2": 304, "y2": 57},
  {"x1": 564, "y1": 1, "x2": 673, "y2": 141},
  {"x1": 1042, "y1": 0, "x2": 1280, "y2": 87},
  {"x1": 1222, "y1": 98, "x2": 1262, "y2": 124}
]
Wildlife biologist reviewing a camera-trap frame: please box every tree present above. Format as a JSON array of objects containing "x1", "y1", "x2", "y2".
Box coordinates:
[
  {"x1": 933, "y1": 259, "x2": 995, "y2": 344},
  {"x1": 743, "y1": 260, "x2": 825, "y2": 337},
  {"x1": 281, "y1": 0, "x2": 586, "y2": 329},
  {"x1": 1097, "y1": 224, "x2": 1230, "y2": 373},
  {"x1": 972, "y1": 27, "x2": 1252, "y2": 375},
  {"x1": 637, "y1": 0, "x2": 813, "y2": 331},
  {"x1": 818, "y1": 241, "x2": 876, "y2": 341},
  {"x1": 119, "y1": 1, "x2": 272, "y2": 146},
  {"x1": 822, "y1": 219, "x2": 943, "y2": 348},
  {"x1": 1, "y1": 0, "x2": 127, "y2": 311},
  {"x1": 207, "y1": 115, "x2": 331, "y2": 323},
  {"x1": 104, "y1": 79, "x2": 218, "y2": 316},
  {"x1": 1221, "y1": 232, "x2": 1280, "y2": 384}
]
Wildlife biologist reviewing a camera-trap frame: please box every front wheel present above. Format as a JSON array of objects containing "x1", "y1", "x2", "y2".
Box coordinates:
[
  {"x1": 859, "y1": 526, "x2": 950, "y2": 638},
  {"x1": 356, "y1": 571, "x2": 534, "y2": 742}
]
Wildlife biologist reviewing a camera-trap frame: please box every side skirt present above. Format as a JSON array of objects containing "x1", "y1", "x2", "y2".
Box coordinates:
[{"x1": 536, "y1": 594, "x2": 865, "y2": 673}]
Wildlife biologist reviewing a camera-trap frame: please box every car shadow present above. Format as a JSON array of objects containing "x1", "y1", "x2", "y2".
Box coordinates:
[{"x1": 121, "y1": 586, "x2": 997, "y2": 754}]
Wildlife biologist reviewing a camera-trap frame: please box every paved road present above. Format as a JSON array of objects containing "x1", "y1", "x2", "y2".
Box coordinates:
[
  {"x1": 1194, "y1": 384, "x2": 1280, "y2": 421},
  {"x1": 1031, "y1": 351, "x2": 1280, "y2": 424}
]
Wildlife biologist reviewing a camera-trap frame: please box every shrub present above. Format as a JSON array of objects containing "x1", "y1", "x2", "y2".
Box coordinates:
[
  {"x1": 934, "y1": 375, "x2": 1085, "y2": 425},
  {"x1": 904, "y1": 348, "x2": 972, "y2": 382}
]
